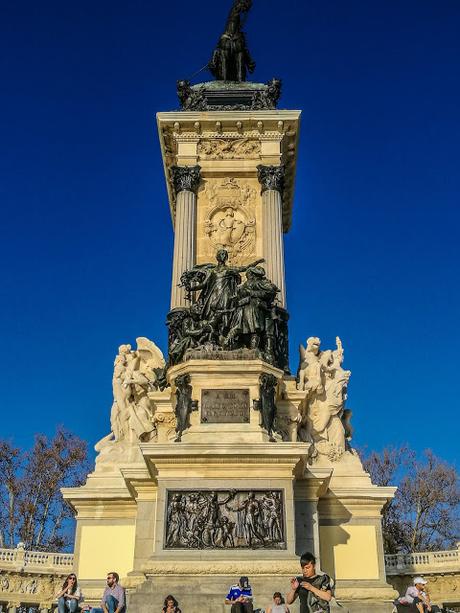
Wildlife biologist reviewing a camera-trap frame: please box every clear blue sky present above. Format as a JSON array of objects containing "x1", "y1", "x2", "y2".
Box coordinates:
[{"x1": 1, "y1": 0, "x2": 459, "y2": 465}]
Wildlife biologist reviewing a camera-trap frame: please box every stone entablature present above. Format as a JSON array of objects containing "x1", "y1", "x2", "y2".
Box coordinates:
[
  {"x1": 157, "y1": 110, "x2": 301, "y2": 234},
  {"x1": 0, "y1": 547, "x2": 74, "y2": 612}
]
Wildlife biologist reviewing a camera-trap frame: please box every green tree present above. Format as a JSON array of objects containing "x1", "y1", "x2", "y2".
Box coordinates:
[
  {"x1": 0, "y1": 429, "x2": 88, "y2": 551},
  {"x1": 364, "y1": 445, "x2": 460, "y2": 553}
]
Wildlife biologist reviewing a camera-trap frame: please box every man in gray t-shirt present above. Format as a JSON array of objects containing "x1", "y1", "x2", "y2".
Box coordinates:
[{"x1": 286, "y1": 552, "x2": 332, "y2": 613}]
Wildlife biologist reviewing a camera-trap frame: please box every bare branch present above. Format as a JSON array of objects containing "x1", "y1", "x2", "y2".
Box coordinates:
[{"x1": 363, "y1": 445, "x2": 460, "y2": 553}]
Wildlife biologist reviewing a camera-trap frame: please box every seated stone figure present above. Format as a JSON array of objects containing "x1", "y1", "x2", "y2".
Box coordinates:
[{"x1": 168, "y1": 304, "x2": 213, "y2": 365}]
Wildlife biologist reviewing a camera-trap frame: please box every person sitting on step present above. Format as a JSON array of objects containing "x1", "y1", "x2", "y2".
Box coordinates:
[
  {"x1": 225, "y1": 576, "x2": 254, "y2": 613},
  {"x1": 90, "y1": 572, "x2": 125, "y2": 613},
  {"x1": 55, "y1": 573, "x2": 84, "y2": 612}
]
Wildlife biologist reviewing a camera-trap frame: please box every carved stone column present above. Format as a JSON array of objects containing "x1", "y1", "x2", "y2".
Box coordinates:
[
  {"x1": 257, "y1": 164, "x2": 286, "y2": 307},
  {"x1": 170, "y1": 165, "x2": 201, "y2": 308}
]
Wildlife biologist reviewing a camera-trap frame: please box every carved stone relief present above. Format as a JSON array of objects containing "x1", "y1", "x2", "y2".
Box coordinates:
[
  {"x1": 165, "y1": 489, "x2": 285, "y2": 550},
  {"x1": 0, "y1": 572, "x2": 62, "y2": 609},
  {"x1": 203, "y1": 178, "x2": 256, "y2": 264},
  {"x1": 198, "y1": 138, "x2": 261, "y2": 160}
]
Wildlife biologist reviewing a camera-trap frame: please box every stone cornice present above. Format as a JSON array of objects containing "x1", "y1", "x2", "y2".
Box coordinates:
[
  {"x1": 141, "y1": 559, "x2": 299, "y2": 576},
  {"x1": 322, "y1": 486, "x2": 398, "y2": 501},
  {"x1": 140, "y1": 442, "x2": 311, "y2": 480},
  {"x1": 167, "y1": 358, "x2": 283, "y2": 381},
  {"x1": 140, "y1": 441, "x2": 310, "y2": 458}
]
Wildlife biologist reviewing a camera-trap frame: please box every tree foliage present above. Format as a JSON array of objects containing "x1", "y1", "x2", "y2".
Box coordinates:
[
  {"x1": 0, "y1": 429, "x2": 89, "y2": 551},
  {"x1": 364, "y1": 445, "x2": 460, "y2": 554}
]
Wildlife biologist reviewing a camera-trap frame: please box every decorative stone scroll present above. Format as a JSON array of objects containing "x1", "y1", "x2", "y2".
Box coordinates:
[
  {"x1": 165, "y1": 489, "x2": 285, "y2": 550},
  {"x1": 170, "y1": 165, "x2": 201, "y2": 195}
]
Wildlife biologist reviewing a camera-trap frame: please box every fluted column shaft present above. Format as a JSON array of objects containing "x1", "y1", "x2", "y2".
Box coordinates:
[
  {"x1": 262, "y1": 189, "x2": 286, "y2": 307},
  {"x1": 170, "y1": 165, "x2": 201, "y2": 308},
  {"x1": 257, "y1": 164, "x2": 286, "y2": 307}
]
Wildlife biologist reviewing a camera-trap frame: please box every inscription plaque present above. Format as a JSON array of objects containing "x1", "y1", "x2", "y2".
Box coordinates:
[{"x1": 201, "y1": 389, "x2": 249, "y2": 423}]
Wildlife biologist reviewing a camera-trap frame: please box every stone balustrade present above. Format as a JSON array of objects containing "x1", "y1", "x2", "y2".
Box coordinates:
[
  {"x1": 385, "y1": 544, "x2": 460, "y2": 575},
  {"x1": 0, "y1": 547, "x2": 74, "y2": 612},
  {"x1": 0, "y1": 548, "x2": 73, "y2": 573}
]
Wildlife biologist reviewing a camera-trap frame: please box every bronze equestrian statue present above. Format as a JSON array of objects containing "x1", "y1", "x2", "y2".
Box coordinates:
[{"x1": 209, "y1": 0, "x2": 256, "y2": 82}]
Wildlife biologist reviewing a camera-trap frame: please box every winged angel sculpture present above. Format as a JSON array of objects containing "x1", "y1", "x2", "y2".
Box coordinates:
[
  {"x1": 296, "y1": 336, "x2": 352, "y2": 461},
  {"x1": 95, "y1": 338, "x2": 165, "y2": 459}
]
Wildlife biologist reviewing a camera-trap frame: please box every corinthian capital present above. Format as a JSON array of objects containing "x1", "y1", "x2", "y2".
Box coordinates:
[
  {"x1": 171, "y1": 165, "x2": 202, "y2": 195},
  {"x1": 257, "y1": 164, "x2": 285, "y2": 195}
]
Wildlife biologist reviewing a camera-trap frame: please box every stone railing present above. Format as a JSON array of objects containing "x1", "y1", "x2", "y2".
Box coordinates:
[
  {"x1": 0, "y1": 548, "x2": 74, "y2": 573},
  {"x1": 385, "y1": 544, "x2": 460, "y2": 575},
  {"x1": 0, "y1": 547, "x2": 74, "y2": 612}
]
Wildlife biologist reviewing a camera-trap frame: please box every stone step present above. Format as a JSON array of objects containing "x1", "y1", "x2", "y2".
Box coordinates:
[{"x1": 127, "y1": 575, "x2": 301, "y2": 613}]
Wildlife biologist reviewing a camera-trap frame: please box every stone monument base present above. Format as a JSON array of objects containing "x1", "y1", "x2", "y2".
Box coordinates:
[{"x1": 64, "y1": 359, "x2": 397, "y2": 613}]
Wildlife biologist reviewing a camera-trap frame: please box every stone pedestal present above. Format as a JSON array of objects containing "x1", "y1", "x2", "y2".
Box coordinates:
[
  {"x1": 63, "y1": 359, "x2": 397, "y2": 612},
  {"x1": 168, "y1": 359, "x2": 284, "y2": 444}
]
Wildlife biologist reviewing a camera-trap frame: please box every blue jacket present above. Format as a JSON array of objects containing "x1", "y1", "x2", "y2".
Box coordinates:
[{"x1": 226, "y1": 584, "x2": 253, "y2": 601}]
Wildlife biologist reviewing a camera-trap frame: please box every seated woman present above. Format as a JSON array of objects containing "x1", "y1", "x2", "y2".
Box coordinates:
[{"x1": 55, "y1": 573, "x2": 84, "y2": 612}]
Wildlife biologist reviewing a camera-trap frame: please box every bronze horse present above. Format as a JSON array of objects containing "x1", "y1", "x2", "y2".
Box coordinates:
[{"x1": 209, "y1": 0, "x2": 256, "y2": 82}]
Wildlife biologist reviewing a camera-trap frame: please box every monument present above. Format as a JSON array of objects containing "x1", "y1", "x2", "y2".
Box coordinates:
[{"x1": 63, "y1": 2, "x2": 398, "y2": 611}]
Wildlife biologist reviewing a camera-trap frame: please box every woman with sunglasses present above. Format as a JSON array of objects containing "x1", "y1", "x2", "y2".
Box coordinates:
[{"x1": 56, "y1": 573, "x2": 84, "y2": 612}]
